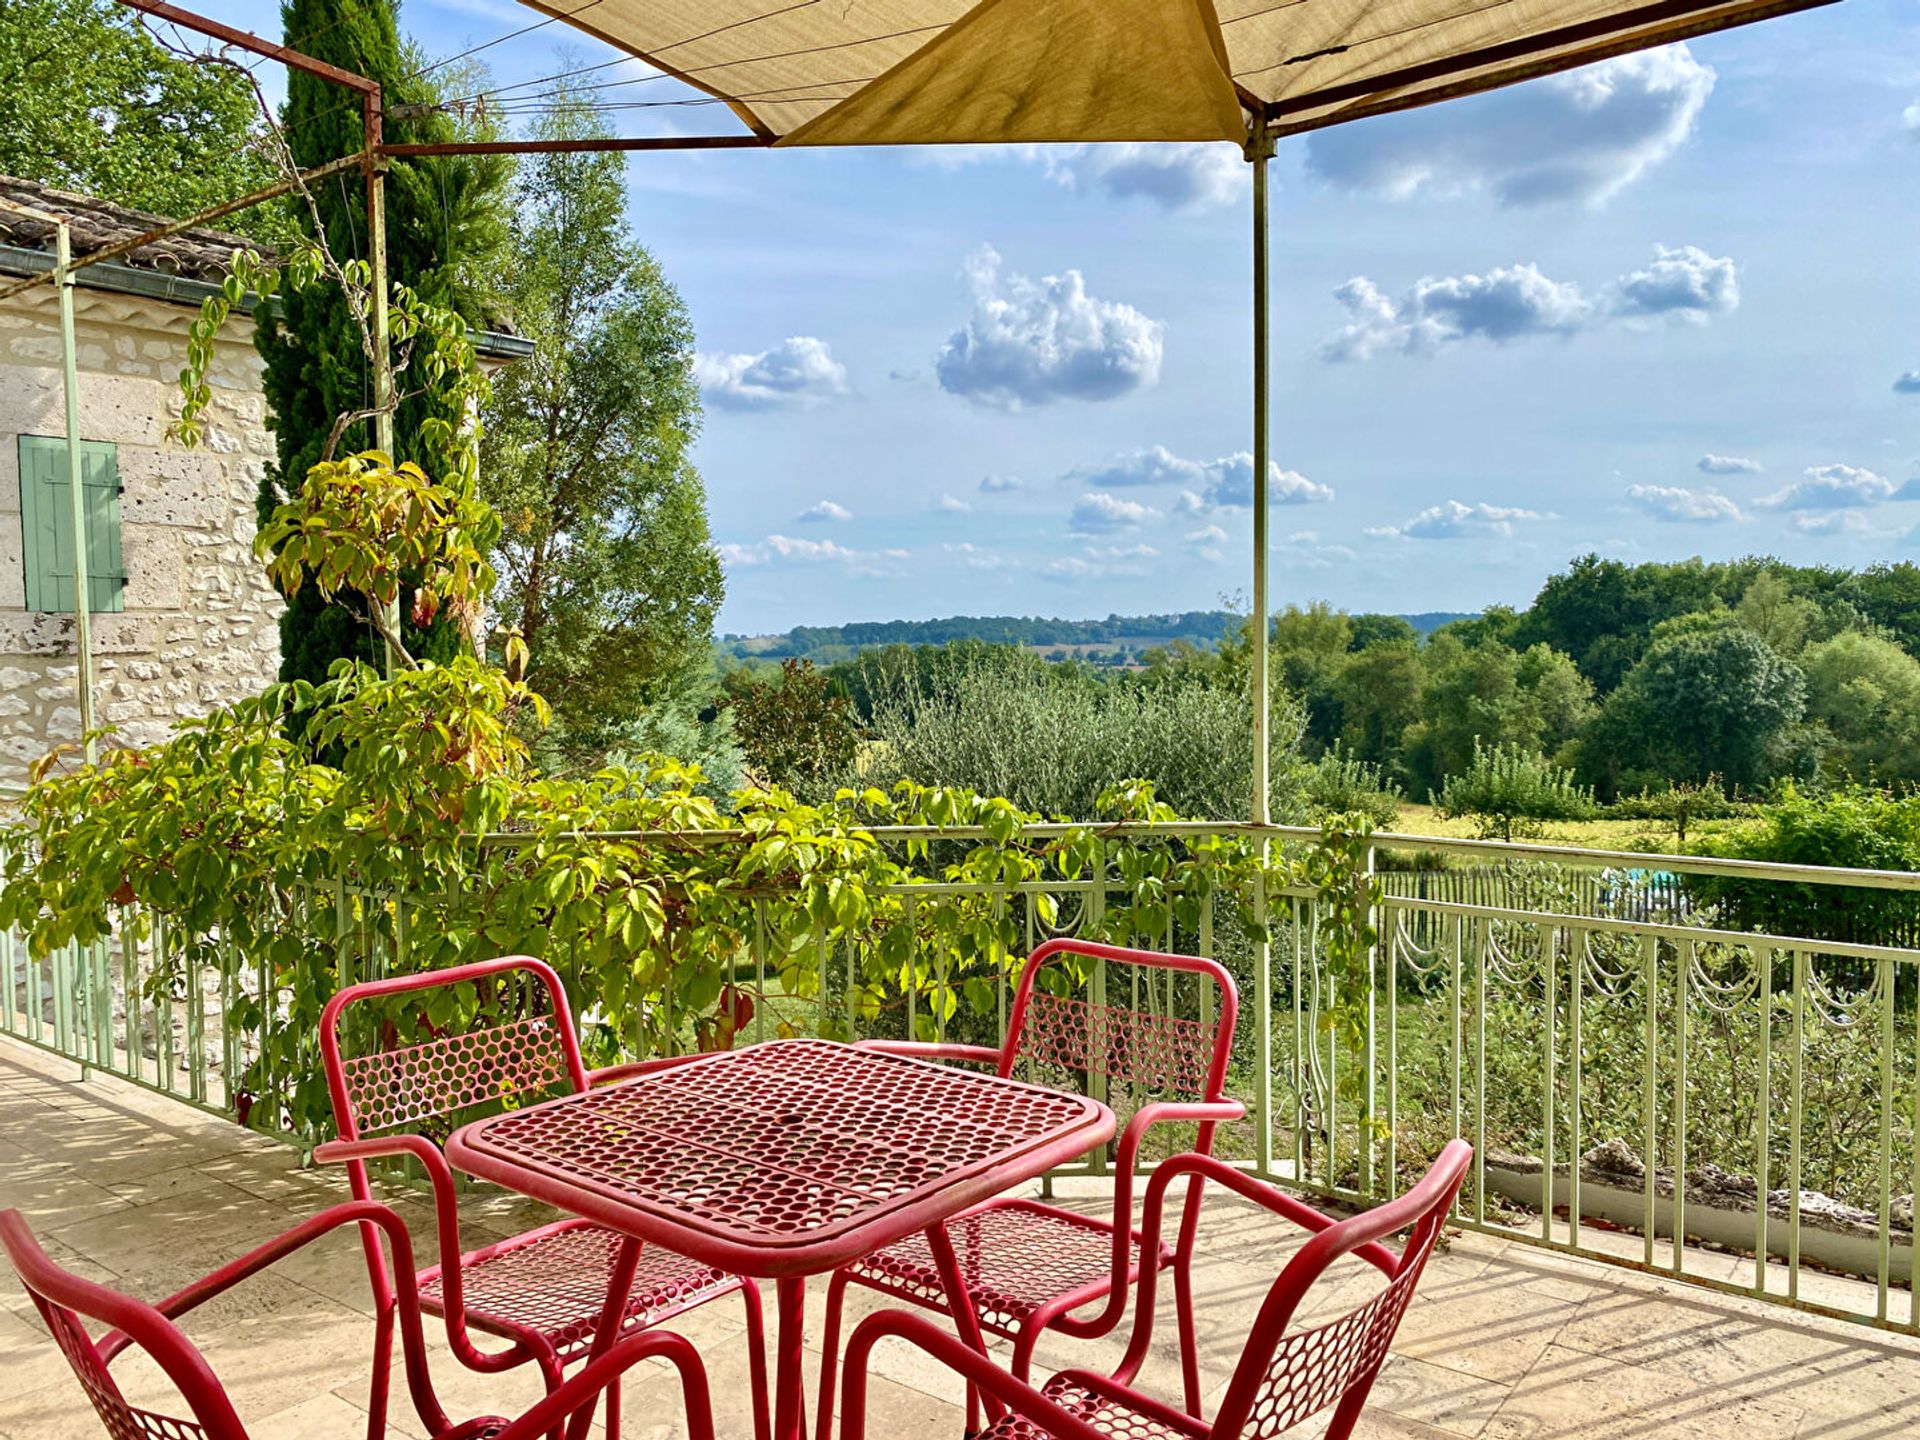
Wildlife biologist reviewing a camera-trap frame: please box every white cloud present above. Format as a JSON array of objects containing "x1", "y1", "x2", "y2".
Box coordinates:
[
  {"x1": 1200, "y1": 454, "x2": 1335, "y2": 508},
  {"x1": 1894, "y1": 372, "x2": 1920, "y2": 395},
  {"x1": 1039, "y1": 143, "x2": 1247, "y2": 211},
  {"x1": 1697, "y1": 453, "x2": 1761, "y2": 475},
  {"x1": 1072, "y1": 444, "x2": 1208, "y2": 489},
  {"x1": 1185, "y1": 523, "x2": 1228, "y2": 546},
  {"x1": 1625, "y1": 484, "x2": 1743, "y2": 523},
  {"x1": 923, "y1": 142, "x2": 1246, "y2": 211},
  {"x1": 1324, "y1": 246, "x2": 1738, "y2": 361},
  {"x1": 1322, "y1": 266, "x2": 1591, "y2": 361},
  {"x1": 935, "y1": 245, "x2": 1163, "y2": 410},
  {"x1": 695, "y1": 336, "x2": 849, "y2": 410},
  {"x1": 934, "y1": 493, "x2": 972, "y2": 513},
  {"x1": 1368, "y1": 499, "x2": 1551, "y2": 540},
  {"x1": 797, "y1": 500, "x2": 852, "y2": 523},
  {"x1": 1069, "y1": 491, "x2": 1160, "y2": 533},
  {"x1": 1042, "y1": 543, "x2": 1159, "y2": 582},
  {"x1": 979, "y1": 474, "x2": 1024, "y2": 493},
  {"x1": 1792, "y1": 510, "x2": 1876, "y2": 536},
  {"x1": 1757, "y1": 464, "x2": 1896, "y2": 511},
  {"x1": 1279, "y1": 531, "x2": 1359, "y2": 569},
  {"x1": 1068, "y1": 446, "x2": 1332, "y2": 507},
  {"x1": 718, "y1": 533, "x2": 907, "y2": 576},
  {"x1": 1607, "y1": 244, "x2": 1739, "y2": 322},
  {"x1": 943, "y1": 542, "x2": 1004, "y2": 571},
  {"x1": 1905, "y1": 98, "x2": 1920, "y2": 136},
  {"x1": 1305, "y1": 45, "x2": 1714, "y2": 207}
]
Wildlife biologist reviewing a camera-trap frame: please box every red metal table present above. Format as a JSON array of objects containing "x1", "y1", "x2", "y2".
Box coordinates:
[{"x1": 444, "y1": 1037, "x2": 1115, "y2": 1440}]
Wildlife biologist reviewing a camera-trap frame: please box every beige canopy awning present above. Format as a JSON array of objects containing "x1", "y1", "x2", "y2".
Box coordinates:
[{"x1": 522, "y1": 0, "x2": 1836, "y2": 147}]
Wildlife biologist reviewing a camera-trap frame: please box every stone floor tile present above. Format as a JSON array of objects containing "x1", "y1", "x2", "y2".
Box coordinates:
[{"x1": 1481, "y1": 1343, "x2": 1804, "y2": 1440}]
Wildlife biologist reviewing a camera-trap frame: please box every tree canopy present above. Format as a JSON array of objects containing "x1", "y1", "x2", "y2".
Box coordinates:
[
  {"x1": 479, "y1": 95, "x2": 722, "y2": 751},
  {"x1": 0, "y1": 0, "x2": 285, "y2": 239}
]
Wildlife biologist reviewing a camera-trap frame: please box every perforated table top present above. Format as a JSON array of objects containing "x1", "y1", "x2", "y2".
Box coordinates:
[{"x1": 444, "y1": 1039, "x2": 1115, "y2": 1278}]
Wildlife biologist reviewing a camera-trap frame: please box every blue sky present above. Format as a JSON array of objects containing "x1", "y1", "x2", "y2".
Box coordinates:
[{"x1": 178, "y1": 1, "x2": 1920, "y2": 636}]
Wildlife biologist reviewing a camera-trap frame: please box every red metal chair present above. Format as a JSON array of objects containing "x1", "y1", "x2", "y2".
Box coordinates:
[
  {"x1": 818, "y1": 938, "x2": 1244, "y2": 1439},
  {"x1": 0, "y1": 1199, "x2": 717, "y2": 1440},
  {"x1": 317, "y1": 955, "x2": 768, "y2": 1440},
  {"x1": 840, "y1": 1141, "x2": 1474, "y2": 1440}
]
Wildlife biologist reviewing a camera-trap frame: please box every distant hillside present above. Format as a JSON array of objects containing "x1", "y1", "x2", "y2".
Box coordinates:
[
  {"x1": 1402, "y1": 612, "x2": 1478, "y2": 635},
  {"x1": 722, "y1": 609, "x2": 1479, "y2": 663}
]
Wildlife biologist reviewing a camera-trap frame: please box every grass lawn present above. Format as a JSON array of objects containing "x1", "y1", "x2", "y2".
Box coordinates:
[{"x1": 1386, "y1": 802, "x2": 1748, "y2": 853}]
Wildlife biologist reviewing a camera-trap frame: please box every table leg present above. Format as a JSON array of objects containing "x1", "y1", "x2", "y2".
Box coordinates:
[
  {"x1": 566, "y1": 1234, "x2": 644, "y2": 1440},
  {"x1": 923, "y1": 1224, "x2": 1007, "y2": 1428},
  {"x1": 773, "y1": 1275, "x2": 810, "y2": 1440}
]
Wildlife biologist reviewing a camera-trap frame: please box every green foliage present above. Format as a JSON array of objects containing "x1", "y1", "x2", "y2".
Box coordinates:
[
  {"x1": 480, "y1": 93, "x2": 722, "y2": 748},
  {"x1": 1799, "y1": 631, "x2": 1920, "y2": 785},
  {"x1": 1581, "y1": 624, "x2": 1812, "y2": 797},
  {"x1": 1299, "y1": 746, "x2": 1402, "y2": 828},
  {"x1": 1435, "y1": 740, "x2": 1597, "y2": 842},
  {"x1": 1391, "y1": 983, "x2": 1909, "y2": 1211},
  {"x1": 256, "y1": 450, "x2": 500, "y2": 661},
  {"x1": 1687, "y1": 784, "x2": 1920, "y2": 945},
  {"x1": 726, "y1": 659, "x2": 858, "y2": 791},
  {"x1": 850, "y1": 644, "x2": 1308, "y2": 822},
  {"x1": 1608, "y1": 777, "x2": 1738, "y2": 845},
  {"x1": 1840, "y1": 562, "x2": 1920, "y2": 654},
  {"x1": 0, "y1": 0, "x2": 287, "y2": 242},
  {"x1": 259, "y1": 0, "x2": 512, "y2": 685},
  {"x1": 1401, "y1": 637, "x2": 1594, "y2": 797}
]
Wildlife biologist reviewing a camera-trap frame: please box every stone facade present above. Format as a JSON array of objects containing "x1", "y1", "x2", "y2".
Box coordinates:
[{"x1": 0, "y1": 281, "x2": 283, "y2": 786}]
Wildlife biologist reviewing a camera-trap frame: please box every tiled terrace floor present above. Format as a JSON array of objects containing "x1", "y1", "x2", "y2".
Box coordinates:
[{"x1": 2, "y1": 1036, "x2": 1918, "y2": 1440}]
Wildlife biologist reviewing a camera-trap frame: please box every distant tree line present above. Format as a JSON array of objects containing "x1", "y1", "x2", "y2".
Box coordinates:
[{"x1": 1252, "y1": 554, "x2": 1920, "y2": 803}]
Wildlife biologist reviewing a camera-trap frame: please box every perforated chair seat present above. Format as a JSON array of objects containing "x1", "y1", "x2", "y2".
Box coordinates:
[
  {"x1": 976, "y1": 1376, "x2": 1200, "y2": 1440},
  {"x1": 846, "y1": 1199, "x2": 1166, "y2": 1337},
  {"x1": 419, "y1": 1219, "x2": 737, "y2": 1363}
]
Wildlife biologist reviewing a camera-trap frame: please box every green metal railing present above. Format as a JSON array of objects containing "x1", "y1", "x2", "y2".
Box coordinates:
[{"x1": 2, "y1": 823, "x2": 1914, "y2": 1334}]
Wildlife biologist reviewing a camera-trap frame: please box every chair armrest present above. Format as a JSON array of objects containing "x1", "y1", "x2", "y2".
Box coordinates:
[
  {"x1": 314, "y1": 1134, "x2": 446, "y2": 1169},
  {"x1": 1115, "y1": 1099, "x2": 1247, "y2": 1173},
  {"x1": 587, "y1": 1055, "x2": 702, "y2": 1086},
  {"x1": 851, "y1": 1039, "x2": 1003, "y2": 1066},
  {"x1": 1140, "y1": 1154, "x2": 1395, "y2": 1269},
  {"x1": 102, "y1": 1201, "x2": 420, "y2": 1360},
  {"x1": 840, "y1": 1309, "x2": 1112, "y2": 1440},
  {"x1": 489, "y1": 1327, "x2": 716, "y2": 1440}
]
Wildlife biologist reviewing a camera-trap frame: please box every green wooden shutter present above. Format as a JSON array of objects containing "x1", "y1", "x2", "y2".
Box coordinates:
[{"x1": 17, "y1": 435, "x2": 125, "y2": 614}]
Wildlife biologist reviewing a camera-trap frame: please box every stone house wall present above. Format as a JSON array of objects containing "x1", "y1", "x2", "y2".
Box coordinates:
[{"x1": 0, "y1": 282, "x2": 283, "y2": 788}]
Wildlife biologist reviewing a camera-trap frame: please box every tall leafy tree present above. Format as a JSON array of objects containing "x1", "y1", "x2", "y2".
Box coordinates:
[
  {"x1": 479, "y1": 97, "x2": 722, "y2": 748},
  {"x1": 0, "y1": 0, "x2": 284, "y2": 239},
  {"x1": 1580, "y1": 625, "x2": 1812, "y2": 796},
  {"x1": 259, "y1": 0, "x2": 510, "y2": 684}
]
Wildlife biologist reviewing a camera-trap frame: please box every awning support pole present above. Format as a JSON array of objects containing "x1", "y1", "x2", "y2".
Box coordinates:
[
  {"x1": 364, "y1": 92, "x2": 401, "y2": 676},
  {"x1": 56, "y1": 222, "x2": 98, "y2": 764},
  {"x1": 1247, "y1": 120, "x2": 1276, "y2": 1177}
]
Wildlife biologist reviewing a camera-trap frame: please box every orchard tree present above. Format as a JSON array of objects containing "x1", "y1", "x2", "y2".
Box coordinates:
[
  {"x1": 480, "y1": 93, "x2": 722, "y2": 751},
  {"x1": 1435, "y1": 740, "x2": 1596, "y2": 843}
]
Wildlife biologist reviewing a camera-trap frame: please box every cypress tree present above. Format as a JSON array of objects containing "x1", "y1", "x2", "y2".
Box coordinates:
[{"x1": 258, "y1": 0, "x2": 508, "y2": 682}]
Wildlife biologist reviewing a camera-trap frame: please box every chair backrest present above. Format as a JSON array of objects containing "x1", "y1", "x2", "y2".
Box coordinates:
[
  {"x1": 320, "y1": 955, "x2": 591, "y2": 1144},
  {"x1": 0, "y1": 1209, "x2": 251, "y2": 1440},
  {"x1": 1214, "y1": 1140, "x2": 1474, "y2": 1440},
  {"x1": 1000, "y1": 938, "x2": 1238, "y2": 1106}
]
